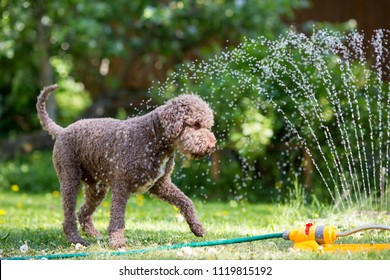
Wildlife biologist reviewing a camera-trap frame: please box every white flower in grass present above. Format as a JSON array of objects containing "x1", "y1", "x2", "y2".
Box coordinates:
[
  {"x1": 177, "y1": 247, "x2": 192, "y2": 257},
  {"x1": 175, "y1": 214, "x2": 185, "y2": 223},
  {"x1": 181, "y1": 247, "x2": 193, "y2": 255},
  {"x1": 20, "y1": 243, "x2": 29, "y2": 253},
  {"x1": 288, "y1": 247, "x2": 300, "y2": 254},
  {"x1": 206, "y1": 248, "x2": 218, "y2": 255},
  {"x1": 75, "y1": 243, "x2": 85, "y2": 250}
]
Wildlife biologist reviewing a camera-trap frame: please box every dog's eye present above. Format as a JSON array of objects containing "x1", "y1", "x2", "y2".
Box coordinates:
[{"x1": 192, "y1": 122, "x2": 201, "y2": 129}]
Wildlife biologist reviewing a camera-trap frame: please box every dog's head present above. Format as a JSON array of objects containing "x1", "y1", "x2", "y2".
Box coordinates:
[{"x1": 158, "y1": 94, "x2": 216, "y2": 159}]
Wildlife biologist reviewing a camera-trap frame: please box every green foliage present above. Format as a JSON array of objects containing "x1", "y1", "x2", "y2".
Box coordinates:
[
  {"x1": 0, "y1": 0, "x2": 309, "y2": 137},
  {"x1": 229, "y1": 98, "x2": 274, "y2": 159},
  {"x1": 0, "y1": 0, "x2": 314, "y2": 201},
  {"x1": 0, "y1": 151, "x2": 58, "y2": 193},
  {"x1": 50, "y1": 57, "x2": 92, "y2": 124}
]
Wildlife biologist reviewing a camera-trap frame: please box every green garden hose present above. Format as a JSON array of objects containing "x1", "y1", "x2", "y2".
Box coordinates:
[{"x1": 3, "y1": 232, "x2": 283, "y2": 260}]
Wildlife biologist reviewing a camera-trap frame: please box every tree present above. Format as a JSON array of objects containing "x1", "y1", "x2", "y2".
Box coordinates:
[{"x1": 0, "y1": 0, "x2": 308, "y2": 138}]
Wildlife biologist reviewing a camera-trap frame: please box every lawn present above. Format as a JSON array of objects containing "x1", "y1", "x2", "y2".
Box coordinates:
[{"x1": 0, "y1": 190, "x2": 389, "y2": 260}]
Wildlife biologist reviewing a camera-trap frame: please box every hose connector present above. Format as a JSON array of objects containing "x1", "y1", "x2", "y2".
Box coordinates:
[{"x1": 283, "y1": 224, "x2": 338, "y2": 251}]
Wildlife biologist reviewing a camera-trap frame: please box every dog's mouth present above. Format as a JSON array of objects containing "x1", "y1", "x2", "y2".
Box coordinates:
[{"x1": 184, "y1": 150, "x2": 214, "y2": 160}]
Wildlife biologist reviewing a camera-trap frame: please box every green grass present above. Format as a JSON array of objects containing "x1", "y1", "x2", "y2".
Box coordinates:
[{"x1": 0, "y1": 190, "x2": 389, "y2": 260}]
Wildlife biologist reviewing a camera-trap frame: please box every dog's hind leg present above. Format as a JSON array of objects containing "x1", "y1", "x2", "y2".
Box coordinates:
[
  {"x1": 53, "y1": 145, "x2": 87, "y2": 246},
  {"x1": 56, "y1": 169, "x2": 87, "y2": 245},
  {"x1": 77, "y1": 175, "x2": 109, "y2": 238},
  {"x1": 149, "y1": 177, "x2": 205, "y2": 237}
]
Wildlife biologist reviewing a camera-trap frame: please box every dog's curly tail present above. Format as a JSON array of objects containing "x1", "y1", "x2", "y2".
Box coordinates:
[{"x1": 36, "y1": 84, "x2": 63, "y2": 138}]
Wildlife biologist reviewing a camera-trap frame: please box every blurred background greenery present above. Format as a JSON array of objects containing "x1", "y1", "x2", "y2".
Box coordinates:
[{"x1": 1, "y1": 0, "x2": 389, "y2": 203}]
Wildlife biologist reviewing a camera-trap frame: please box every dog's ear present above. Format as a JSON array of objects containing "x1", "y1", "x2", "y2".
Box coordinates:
[{"x1": 158, "y1": 101, "x2": 186, "y2": 138}]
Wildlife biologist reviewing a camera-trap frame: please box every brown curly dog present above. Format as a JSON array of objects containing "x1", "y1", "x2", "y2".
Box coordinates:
[{"x1": 37, "y1": 84, "x2": 216, "y2": 248}]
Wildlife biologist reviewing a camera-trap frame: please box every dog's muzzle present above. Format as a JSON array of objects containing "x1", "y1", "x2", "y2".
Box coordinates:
[{"x1": 178, "y1": 128, "x2": 217, "y2": 159}]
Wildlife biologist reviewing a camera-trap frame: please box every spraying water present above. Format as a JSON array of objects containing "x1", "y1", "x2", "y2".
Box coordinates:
[{"x1": 149, "y1": 29, "x2": 390, "y2": 211}]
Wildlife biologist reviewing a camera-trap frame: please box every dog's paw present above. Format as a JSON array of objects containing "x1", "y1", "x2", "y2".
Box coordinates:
[
  {"x1": 190, "y1": 223, "x2": 206, "y2": 237},
  {"x1": 109, "y1": 229, "x2": 127, "y2": 249},
  {"x1": 109, "y1": 239, "x2": 127, "y2": 249},
  {"x1": 71, "y1": 239, "x2": 89, "y2": 247}
]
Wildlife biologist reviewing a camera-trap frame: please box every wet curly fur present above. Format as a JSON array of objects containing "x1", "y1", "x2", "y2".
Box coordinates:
[{"x1": 37, "y1": 84, "x2": 216, "y2": 248}]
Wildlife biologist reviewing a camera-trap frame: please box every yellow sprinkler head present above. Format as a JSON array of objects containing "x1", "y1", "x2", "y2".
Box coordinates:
[
  {"x1": 283, "y1": 223, "x2": 390, "y2": 252},
  {"x1": 283, "y1": 223, "x2": 337, "y2": 251}
]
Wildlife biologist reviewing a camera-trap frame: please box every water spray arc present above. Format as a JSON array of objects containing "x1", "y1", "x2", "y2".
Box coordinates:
[
  {"x1": 4, "y1": 223, "x2": 389, "y2": 260},
  {"x1": 157, "y1": 29, "x2": 390, "y2": 210}
]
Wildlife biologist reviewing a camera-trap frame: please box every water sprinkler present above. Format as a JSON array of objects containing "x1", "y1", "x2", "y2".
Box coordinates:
[{"x1": 283, "y1": 223, "x2": 390, "y2": 252}]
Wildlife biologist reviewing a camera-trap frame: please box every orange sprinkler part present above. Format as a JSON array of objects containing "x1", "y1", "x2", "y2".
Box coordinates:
[
  {"x1": 320, "y1": 243, "x2": 390, "y2": 252},
  {"x1": 283, "y1": 224, "x2": 390, "y2": 252}
]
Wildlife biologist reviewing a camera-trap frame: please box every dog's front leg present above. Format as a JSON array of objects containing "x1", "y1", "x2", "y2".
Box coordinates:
[
  {"x1": 149, "y1": 178, "x2": 205, "y2": 237},
  {"x1": 108, "y1": 186, "x2": 131, "y2": 248}
]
